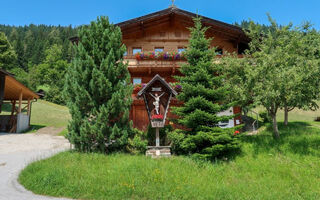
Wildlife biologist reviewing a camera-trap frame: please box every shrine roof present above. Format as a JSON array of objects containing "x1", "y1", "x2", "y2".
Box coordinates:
[{"x1": 137, "y1": 74, "x2": 178, "y2": 97}]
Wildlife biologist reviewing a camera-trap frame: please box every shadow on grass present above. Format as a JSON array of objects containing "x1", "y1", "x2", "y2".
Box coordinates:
[{"x1": 242, "y1": 121, "x2": 320, "y2": 157}]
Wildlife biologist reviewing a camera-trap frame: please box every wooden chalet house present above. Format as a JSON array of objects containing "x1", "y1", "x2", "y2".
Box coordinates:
[{"x1": 71, "y1": 7, "x2": 249, "y2": 130}]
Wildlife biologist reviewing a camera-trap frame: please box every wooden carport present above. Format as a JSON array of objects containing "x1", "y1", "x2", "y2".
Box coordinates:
[{"x1": 0, "y1": 69, "x2": 39, "y2": 133}]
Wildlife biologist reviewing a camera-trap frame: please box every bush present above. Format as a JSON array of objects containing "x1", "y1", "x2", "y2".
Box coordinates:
[
  {"x1": 169, "y1": 128, "x2": 242, "y2": 160},
  {"x1": 168, "y1": 129, "x2": 186, "y2": 154},
  {"x1": 45, "y1": 86, "x2": 65, "y2": 105},
  {"x1": 127, "y1": 128, "x2": 148, "y2": 154}
]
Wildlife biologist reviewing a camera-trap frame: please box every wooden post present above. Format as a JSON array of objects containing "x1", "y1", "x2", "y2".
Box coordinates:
[
  {"x1": 18, "y1": 90, "x2": 22, "y2": 113},
  {"x1": 27, "y1": 99, "x2": 31, "y2": 116},
  {"x1": 0, "y1": 74, "x2": 5, "y2": 107},
  {"x1": 156, "y1": 127, "x2": 160, "y2": 147},
  {"x1": 11, "y1": 100, "x2": 16, "y2": 115},
  {"x1": 28, "y1": 101, "x2": 33, "y2": 127}
]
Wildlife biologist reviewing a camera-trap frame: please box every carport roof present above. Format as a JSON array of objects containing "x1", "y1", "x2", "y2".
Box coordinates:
[{"x1": 0, "y1": 69, "x2": 39, "y2": 101}]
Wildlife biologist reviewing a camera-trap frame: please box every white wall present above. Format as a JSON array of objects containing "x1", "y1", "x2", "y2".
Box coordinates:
[
  {"x1": 16, "y1": 113, "x2": 30, "y2": 133},
  {"x1": 217, "y1": 107, "x2": 235, "y2": 128}
]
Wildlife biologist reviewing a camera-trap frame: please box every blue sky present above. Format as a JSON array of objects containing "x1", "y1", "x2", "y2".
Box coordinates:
[{"x1": 1, "y1": 0, "x2": 320, "y2": 29}]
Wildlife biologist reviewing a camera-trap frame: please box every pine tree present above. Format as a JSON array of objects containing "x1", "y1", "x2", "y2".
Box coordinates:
[
  {"x1": 64, "y1": 16, "x2": 133, "y2": 153},
  {"x1": 0, "y1": 32, "x2": 17, "y2": 70},
  {"x1": 169, "y1": 18, "x2": 240, "y2": 160}
]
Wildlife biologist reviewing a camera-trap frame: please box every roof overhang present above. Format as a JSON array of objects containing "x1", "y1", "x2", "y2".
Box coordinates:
[
  {"x1": 69, "y1": 7, "x2": 250, "y2": 44},
  {"x1": 0, "y1": 70, "x2": 39, "y2": 101},
  {"x1": 138, "y1": 74, "x2": 178, "y2": 96}
]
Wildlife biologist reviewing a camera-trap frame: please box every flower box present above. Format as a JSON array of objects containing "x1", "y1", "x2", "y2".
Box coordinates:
[{"x1": 135, "y1": 51, "x2": 186, "y2": 61}]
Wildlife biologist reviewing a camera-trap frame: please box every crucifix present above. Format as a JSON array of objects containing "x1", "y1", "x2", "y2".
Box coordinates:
[{"x1": 149, "y1": 92, "x2": 164, "y2": 115}]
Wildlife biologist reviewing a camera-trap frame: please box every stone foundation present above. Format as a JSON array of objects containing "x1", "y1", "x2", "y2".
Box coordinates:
[{"x1": 146, "y1": 146, "x2": 171, "y2": 158}]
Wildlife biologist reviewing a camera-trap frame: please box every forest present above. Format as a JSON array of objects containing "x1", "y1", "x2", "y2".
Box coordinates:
[{"x1": 0, "y1": 24, "x2": 77, "y2": 104}]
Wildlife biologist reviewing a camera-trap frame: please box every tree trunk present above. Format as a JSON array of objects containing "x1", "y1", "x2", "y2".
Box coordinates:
[
  {"x1": 271, "y1": 113, "x2": 280, "y2": 139},
  {"x1": 243, "y1": 107, "x2": 248, "y2": 116},
  {"x1": 284, "y1": 106, "x2": 289, "y2": 126}
]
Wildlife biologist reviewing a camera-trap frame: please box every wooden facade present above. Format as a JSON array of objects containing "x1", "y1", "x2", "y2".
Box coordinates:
[{"x1": 118, "y1": 7, "x2": 249, "y2": 130}]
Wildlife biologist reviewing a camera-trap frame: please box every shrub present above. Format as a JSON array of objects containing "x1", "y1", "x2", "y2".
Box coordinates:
[
  {"x1": 169, "y1": 128, "x2": 241, "y2": 160},
  {"x1": 45, "y1": 86, "x2": 65, "y2": 105},
  {"x1": 127, "y1": 128, "x2": 148, "y2": 154},
  {"x1": 168, "y1": 129, "x2": 186, "y2": 154}
]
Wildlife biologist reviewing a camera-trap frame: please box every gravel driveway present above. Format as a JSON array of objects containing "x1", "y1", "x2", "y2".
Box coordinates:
[{"x1": 0, "y1": 132, "x2": 71, "y2": 200}]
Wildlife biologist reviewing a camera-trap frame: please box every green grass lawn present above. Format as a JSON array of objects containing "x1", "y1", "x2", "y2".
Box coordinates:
[
  {"x1": 19, "y1": 121, "x2": 320, "y2": 200},
  {"x1": 30, "y1": 100, "x2": 70, "y2": 128}
]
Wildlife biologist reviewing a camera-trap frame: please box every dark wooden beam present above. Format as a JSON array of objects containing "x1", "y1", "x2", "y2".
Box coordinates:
[
  {"x1": 0, "y1": 74, "x2": 5, "y2": 106},
  {"x1": 122, "y1": 18, "x2": 171, "y2": 34}
]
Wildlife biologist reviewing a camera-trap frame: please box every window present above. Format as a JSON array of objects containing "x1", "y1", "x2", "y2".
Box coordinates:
[
  {"x1": 155, "y1": 47, "x2": 164, "y2": 53},
  {"x1": 133, "y1": 78, "x2": 142, "y2": 85},
  {"x1": 216, "y1": 48, "x2": 223, "y2": 55},
  {"x1": 238, "y1": 42, "x2": 248, "y2": 55},
  {"x1": 132, "y1": 48, "x2": 142, "y2": 55},
  {"x1": 178, "y1": 47, "x2": 185, "y2": 54}
]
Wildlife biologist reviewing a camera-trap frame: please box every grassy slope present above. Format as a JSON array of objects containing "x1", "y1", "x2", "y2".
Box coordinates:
[
  {"x1": 1, "y1": 100, "x2": 70, "y2": 133},
  {"x1": 19, "y1": 121, "x2": 320, "y2": 200},
  {"x1": 30, "y1": 100, "x2": 70, "y2": 128}
]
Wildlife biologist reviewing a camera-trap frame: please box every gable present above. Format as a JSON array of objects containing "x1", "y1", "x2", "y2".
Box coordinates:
[{"x1": 117, "y1": 7, "x2": 249, "y2": 44}]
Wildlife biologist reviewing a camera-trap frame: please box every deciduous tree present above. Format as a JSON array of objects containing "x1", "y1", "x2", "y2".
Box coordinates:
[{"x1": 224, "y1": 16, "x2": 320, "y2": 138}]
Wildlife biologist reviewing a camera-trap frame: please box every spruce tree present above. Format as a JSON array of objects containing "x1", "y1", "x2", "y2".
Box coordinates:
[
  {"x1": 0, "y1": 32, "x2": 17, "y2": 70},
  {"x1": 64, "y1": 17, "x2": 133, "y2": 153},
  {"x1": 169, "y1": 18, "x2": 240, "y2": 160}
]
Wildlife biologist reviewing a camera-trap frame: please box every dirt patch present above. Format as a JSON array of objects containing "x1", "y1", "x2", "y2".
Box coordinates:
[{"x1": 35, "y1": 127, "x2": 65, "y2": 136}]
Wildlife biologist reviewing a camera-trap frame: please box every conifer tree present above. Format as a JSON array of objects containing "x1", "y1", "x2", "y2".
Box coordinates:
[
  {"x1": 0, "y1": 32, "x2": 17, "y2": 70},
  {"x1": 64, "y1": 17, "x2": 133, "y2": 153},
  {"x1": 169, "y1": 18, "x2": 240, "y2": 160}
]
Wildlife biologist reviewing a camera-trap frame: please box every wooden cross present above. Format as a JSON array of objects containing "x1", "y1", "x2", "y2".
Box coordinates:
[{"x1": 171, "y1": 0, "x2": 176, "y2": 7}]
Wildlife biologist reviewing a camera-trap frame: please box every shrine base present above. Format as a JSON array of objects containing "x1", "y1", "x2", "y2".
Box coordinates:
[{"x1": 146, "y1": 146, "x2": 171, "y2": 158}]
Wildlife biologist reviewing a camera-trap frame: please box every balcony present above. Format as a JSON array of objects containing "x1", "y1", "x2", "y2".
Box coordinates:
[{"x1": 125, "y1": 55, "x2": 186, "y2": 67}]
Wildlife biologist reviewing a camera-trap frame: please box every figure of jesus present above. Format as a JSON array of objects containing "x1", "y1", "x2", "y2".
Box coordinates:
[{"x1": 149, "y1": 92, "x2": 164, "y2": 115}]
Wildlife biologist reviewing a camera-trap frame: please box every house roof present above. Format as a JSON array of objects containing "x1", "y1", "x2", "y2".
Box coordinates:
[
  {"x1": 0, "y1": 69, "x2": 14, "y2": 77},
  {"x1": 70, "y1": 7, "x2": 249, "y2": 44},
  {"x1": 138, "y1": 74, "x2": 178, "y2": 97},
  {"x1": 116, "y1": 7, "x2": 249, "y2": 42}
]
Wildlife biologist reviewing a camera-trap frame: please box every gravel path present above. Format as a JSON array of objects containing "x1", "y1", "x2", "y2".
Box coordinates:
[{"x1": 0, "y1": 132, "x2": 71, "y2": 200}]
